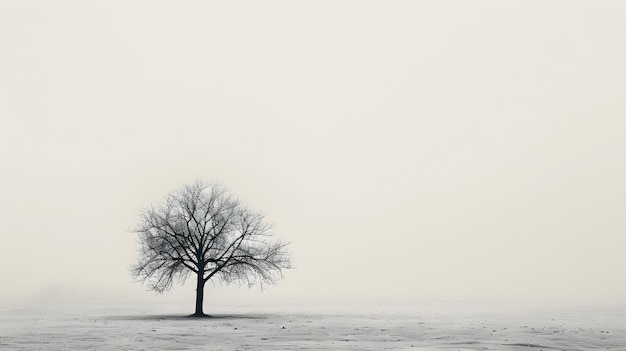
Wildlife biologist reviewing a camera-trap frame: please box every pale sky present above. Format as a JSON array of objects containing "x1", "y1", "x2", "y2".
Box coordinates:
[{"x1": 1, "y1": 0, "x2": 625, "y2": 307}]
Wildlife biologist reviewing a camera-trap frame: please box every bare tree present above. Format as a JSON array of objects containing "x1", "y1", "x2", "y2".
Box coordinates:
[{"x1": 131, "y1": 180, "x2": 292, "y2": 316}]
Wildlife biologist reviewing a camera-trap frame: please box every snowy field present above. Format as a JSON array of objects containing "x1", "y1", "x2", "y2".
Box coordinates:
[{"x1": 1, "y1": 303, "x2": 625, "y2": 350}]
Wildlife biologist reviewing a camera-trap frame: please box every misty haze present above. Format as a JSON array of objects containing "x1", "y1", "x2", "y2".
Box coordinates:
[{"x1": 1, "y1": 1, "x2": 625, "y2": 350}]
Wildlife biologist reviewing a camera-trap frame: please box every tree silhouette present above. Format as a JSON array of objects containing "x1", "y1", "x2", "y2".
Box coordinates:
[{"x1": 131, "y1": 180, "x2": 292, "y2": 316}]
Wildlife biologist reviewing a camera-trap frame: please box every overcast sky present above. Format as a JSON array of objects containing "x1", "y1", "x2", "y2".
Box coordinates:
[{"x1": 1, "y1": 0, "x2": 625, "y2": 307}]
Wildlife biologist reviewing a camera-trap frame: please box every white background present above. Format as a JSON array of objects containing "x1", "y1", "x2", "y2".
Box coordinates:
[{"x1": 1, "y1": 0, "x2": 625, "y2": 307}]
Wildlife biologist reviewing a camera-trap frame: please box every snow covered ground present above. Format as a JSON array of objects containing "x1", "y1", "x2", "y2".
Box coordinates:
[{"x1": 1, "y1": 302, "x2": 625, "y2": 350}]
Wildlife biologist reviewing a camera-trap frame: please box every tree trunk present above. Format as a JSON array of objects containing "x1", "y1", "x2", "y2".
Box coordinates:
[{"x1": 194, "y1": 272, "x2": 205, "y2": 316}]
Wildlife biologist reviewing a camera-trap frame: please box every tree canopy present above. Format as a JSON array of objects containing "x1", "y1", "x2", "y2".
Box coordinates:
[{"x1": 131, "y1": 180, "x2": 292, "y2": 316}]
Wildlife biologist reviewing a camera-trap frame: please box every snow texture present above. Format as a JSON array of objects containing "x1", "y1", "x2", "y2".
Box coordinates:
[{"x1": 1, "y1": 303, "x2": 624, "y2": 350}]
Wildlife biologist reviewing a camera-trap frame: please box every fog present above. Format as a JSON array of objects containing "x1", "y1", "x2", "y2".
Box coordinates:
[{"x1": 1, "y1": 1, "x2": 625, "y2": 308}]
